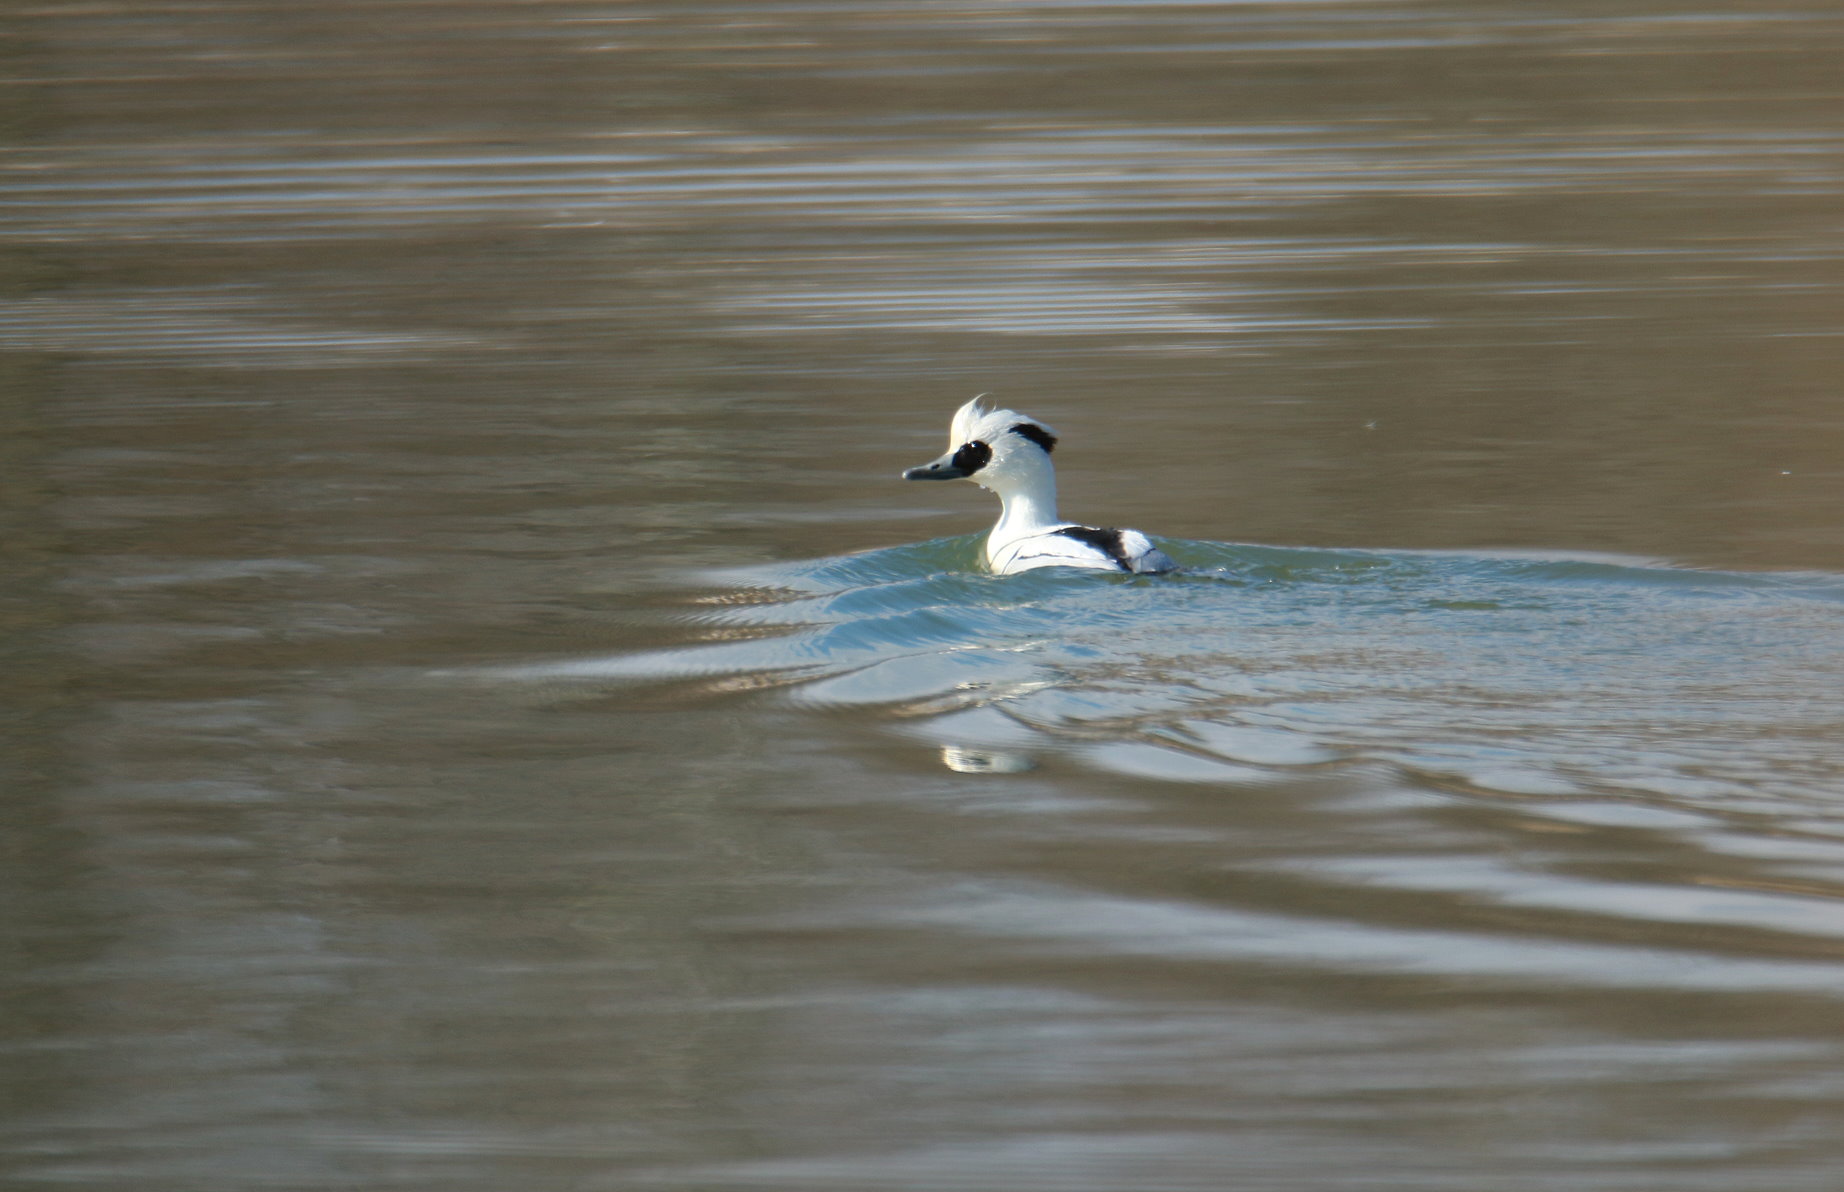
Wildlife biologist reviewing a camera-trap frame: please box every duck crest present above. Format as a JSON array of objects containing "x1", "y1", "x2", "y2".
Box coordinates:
[{"x1": 948, "y1": 394, "x2": 989, "y2": 447}]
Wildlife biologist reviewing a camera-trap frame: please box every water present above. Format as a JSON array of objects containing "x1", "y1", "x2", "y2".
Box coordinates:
[
  {"x1": 6, "y1": 2, "x2": 1844, "y2": 1190},
  {"x1": 546, "y1": 541, "x2": 1844, "y2": 806}
]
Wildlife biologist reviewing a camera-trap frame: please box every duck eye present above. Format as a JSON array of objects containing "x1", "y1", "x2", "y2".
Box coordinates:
[{"x1": 951, "y1": 439, "x2": 993, "y2": 473}]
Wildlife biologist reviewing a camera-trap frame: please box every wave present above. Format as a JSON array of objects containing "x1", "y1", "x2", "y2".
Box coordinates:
[{"x1": 484, "y1": 537, "x2": 1844, "y2": 824}]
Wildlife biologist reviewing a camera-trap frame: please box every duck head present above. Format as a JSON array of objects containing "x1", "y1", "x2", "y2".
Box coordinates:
[{"x1": 901, "y1": 394, "x2": 1060, "y2": 491}]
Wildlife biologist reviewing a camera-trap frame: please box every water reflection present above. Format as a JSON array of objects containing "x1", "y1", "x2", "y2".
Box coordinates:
[
  {"x1": 511, "y1": 537, "x2": 1844, "y2": 816},
  {"x1": 940, "y1": 745, "x2": 1036, "y2": 775}
]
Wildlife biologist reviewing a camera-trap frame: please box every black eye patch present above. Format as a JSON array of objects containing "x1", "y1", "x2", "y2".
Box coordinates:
[
  {"x1": 1010, "y1": 422, "x2": 1057, "y2": 453},
  {"x1": 951, "y1": 439, "x2": 993, "y2": 473}
]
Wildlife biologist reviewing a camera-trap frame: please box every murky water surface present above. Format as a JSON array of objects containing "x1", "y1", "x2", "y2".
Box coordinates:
[{"x1": 6, "y1": 3, "x2": 1844, "y2": 1189}]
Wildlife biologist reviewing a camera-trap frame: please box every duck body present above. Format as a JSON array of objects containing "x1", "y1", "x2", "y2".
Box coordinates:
[
  {"x1": 989, "y1": 524, "x2": 1174, "y2": 575},
  {"x1": 902, "y1": 395, "x2": 1177, "y2": 576}
]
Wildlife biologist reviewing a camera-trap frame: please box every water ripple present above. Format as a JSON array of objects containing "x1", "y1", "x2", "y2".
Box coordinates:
[{"x1": 500, "y1": 538, "x2": 1844, "y2": 819}]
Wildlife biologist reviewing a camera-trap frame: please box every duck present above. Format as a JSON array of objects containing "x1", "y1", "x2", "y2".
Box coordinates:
[{"x1": 902, "y1": 394, "x2": 1177, "y2": 575}]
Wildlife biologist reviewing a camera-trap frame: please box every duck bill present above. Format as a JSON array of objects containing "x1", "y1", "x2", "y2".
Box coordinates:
[{"x1": 902, "y1": 452, "x2": 970, "y2": 480}]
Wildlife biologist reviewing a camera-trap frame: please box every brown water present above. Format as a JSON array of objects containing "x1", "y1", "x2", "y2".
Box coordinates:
[{"x1": 6, "y1": 3, "x2": 1844, "y2": 1190}]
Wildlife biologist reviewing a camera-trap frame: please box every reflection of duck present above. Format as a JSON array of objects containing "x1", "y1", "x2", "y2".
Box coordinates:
[
  {"x1": 940, "y1": 746, "x2": 1035, "y2": 774},
  {"x1": 902, "y1": 395, "x2": 1177, "y2": 576}
]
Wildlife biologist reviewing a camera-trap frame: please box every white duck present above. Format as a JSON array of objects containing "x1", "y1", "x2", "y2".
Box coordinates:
[{"x1": 903, "y1": 395, "x2": 1177, "y2": 575}]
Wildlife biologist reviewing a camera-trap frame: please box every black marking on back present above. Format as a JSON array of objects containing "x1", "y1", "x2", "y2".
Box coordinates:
[
  {"x1": 951, "y1": 439, "x2": 992, "y2": 474},
  {"x1": 1010, "y1": 422, "x2": 1058, "y2": 454},
  {"x1": 1054, "y1": 525, "x2": 1132, "y2": 571}
]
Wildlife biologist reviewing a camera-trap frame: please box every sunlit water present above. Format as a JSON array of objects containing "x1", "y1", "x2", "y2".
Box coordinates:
[
  {"x1": 521, "y1": 539, "x2": 1844, "y2": 813},
  {"x1": 9, "y1": 1, "x2": 1844, "y2": 1190}
]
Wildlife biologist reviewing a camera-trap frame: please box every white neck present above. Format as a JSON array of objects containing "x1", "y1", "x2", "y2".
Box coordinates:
[{"x1": 981, "y1": 455, "x2": 1063, "y2": 560}]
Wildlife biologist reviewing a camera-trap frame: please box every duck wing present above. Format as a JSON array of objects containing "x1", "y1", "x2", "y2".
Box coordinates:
[{"x1": 994, "y1": 526, "x2": 1176, "y2": 574}]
